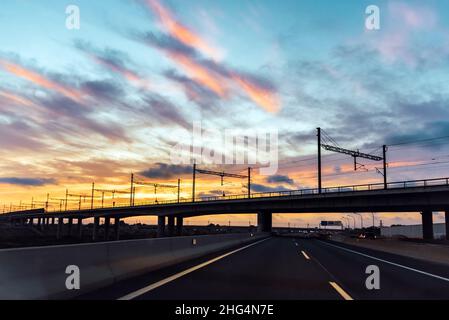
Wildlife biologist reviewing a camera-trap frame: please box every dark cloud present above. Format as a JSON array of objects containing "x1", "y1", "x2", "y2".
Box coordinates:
[
  {"x1": 141, "y1": 94, "x2": 191, "y2": 129},
  {"x1": 385, "y1": 121, "x2": 449, "y2": 148},
  {"x1": 141, "y1": 32, "x2": 198, "y2": 58},
  {"x1": 0, "y1": 177, "x2": 57, "y2": 186},
  {"x1": 266, "y1": 174, "x2": 294, "y2": 185},
  {"x1": 0, "y1": 121, "x2": 48, "y2": 151},
  {"x1": 251, "y1": 183, "x2": 293, "y2": 193},
  {"x1": 140, "y1": 163, "x2": 192, "y2": 179},
  {"x1": 81, "y1": 80, "x2": 124, "y2": 101}
]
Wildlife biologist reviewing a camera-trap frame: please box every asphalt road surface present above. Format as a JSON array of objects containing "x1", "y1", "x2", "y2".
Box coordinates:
[{"x1": 79, "y1": 237, "x2": 449, "y2": 300}]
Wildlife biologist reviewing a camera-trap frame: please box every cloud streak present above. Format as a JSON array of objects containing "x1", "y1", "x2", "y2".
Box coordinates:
[{"x1": 141, "y1": 1, "x2": 281, "y2": 113}]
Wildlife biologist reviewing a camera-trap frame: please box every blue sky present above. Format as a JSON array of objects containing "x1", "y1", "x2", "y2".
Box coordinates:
[{"x1": 1, "y1": 0, "x2": 449, "y2": 226}]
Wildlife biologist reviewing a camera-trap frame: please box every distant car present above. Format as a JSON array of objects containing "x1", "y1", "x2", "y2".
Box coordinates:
[{"x1": 358, "y1": 232, "x2": 377, "y2": 239}]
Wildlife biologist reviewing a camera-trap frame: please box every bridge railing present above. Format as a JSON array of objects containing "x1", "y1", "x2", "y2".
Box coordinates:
[{"x1": 3, "y1": 177, "x2": 449, "y2": 214}]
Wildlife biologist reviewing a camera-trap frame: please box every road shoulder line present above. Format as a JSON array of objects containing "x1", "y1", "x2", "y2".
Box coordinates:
[
  {"x1": 118, "y1": 237, "x2": 272, "y2": 300},
  {"x1": 320, "y1": 240, "x2": 449, "y2": 283}
]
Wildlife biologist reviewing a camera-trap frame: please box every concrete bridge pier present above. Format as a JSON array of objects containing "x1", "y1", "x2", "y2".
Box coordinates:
[
  {"x1": 51, "y1": 217, "x2": 55, "y2": 225},
  {"x1": 37, "y1": 218, "x2": 42, "y2": 230},
  {"x1": 104, "y1": 217, "x2": 111, "y2": 240},
  {"x1": 445, "y1": 211, "x2": 449, "y2": 241},
  {"x1": 114, "y1": 218, "x2": 120, "y2": 241},
  {"x1": 56, "y1": 218, "x2": 63, "y2": 240},
  {"x1": 92, "y1": 217, "x2": 99, "y2": 241},
  {"x1": 67, "y1": 218, "x2": 73, "y2": 236},
  {"x1": 157, "y1": 216, "x2": 166, "y2": 237},
  {"x1": 29, "y1": 218, "x2": 34, "y2": 226},
  {"x1": 77, "y1": 218, "x2": 83, "y2": 239},
  {"x1": 176, "y1": 217, "x2": 183, "y2": 236},
  {"x1": 257, "y1": 211, "x2": 272, "y2": 233},
  {"x1": 421, "y1": 211, "x2": 434, "y2": 240},
  {"x1": 167, "y1": 216, "x2": 175, "y2": 237}
]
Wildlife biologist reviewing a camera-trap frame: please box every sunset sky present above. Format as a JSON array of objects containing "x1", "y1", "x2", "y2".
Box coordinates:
[{"x1": 1, "y1": 0, "x2": 449, "y2": 227}]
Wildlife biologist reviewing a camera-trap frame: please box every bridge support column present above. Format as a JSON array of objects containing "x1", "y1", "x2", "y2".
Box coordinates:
[
  {"x1": 157, "y1": 216, "x2": 165, "y2": 237},
  {"x1": 51, "y1": 217, "x2": 55, "y2": 225},
  {"x1": 37, "y1": 218, "x2": 42, "y2": 230},
  {"x1": 176, "y1": 217, "x2": 183, "y2": 236},
  {"x1": 56, "y1": 218, "x2": 63, "y2": 240},
  {"x1": 257, "y1": 211, "x2": 272, "y2": 233},
  {"x1": 421, "y1": 211, "x2": 434, "y2": 240},
  {"x1": 114, "y1": 218, "x2": 120, "y2": 241},
  {"x1": 67, "y1": 218, "x2": 73, "y2": 236},
  {"x1": 77, "y1": 218, "x2": 83, "y2": 239},
  {"x1": 92, "y1": 217, "x2": 99, "y2": 241},
  {"x1": 104, "y1": 217, "x2": 110, "y2": 240},
  {"x1": 445, "y1": 211, "x2": 449, "y2": 241},
  {"x1": 167, "y1": 216, "x2": 175, "y2": 237},
  {"x1": 29, "y1": 218, "x2": 34, "y2": 226}
]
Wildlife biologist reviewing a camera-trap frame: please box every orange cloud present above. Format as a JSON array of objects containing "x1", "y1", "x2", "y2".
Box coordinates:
[
  {"x1": 0, "y1": 90, "x2": 34, "y2": 107},
  {"x1": 89, "y1": 55, "x2": 149, "y2": 87},
  {"x1": 169, "y1": 52, "x2": 228, "y2": 97},
  {"x1": 232, "y1": 74, "x2": 280, "y2": 113},
  {"x1": 146, "y1": 0, "x2": 222, "y2": 60},
  {"x1": 0, "y1": 60, "x2": 83, "y2": 102}
]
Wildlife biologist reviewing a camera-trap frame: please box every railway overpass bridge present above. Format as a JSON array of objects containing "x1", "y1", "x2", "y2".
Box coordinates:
[{"x1": 2, "y1": 177, "x2": 449, "y2": 241}]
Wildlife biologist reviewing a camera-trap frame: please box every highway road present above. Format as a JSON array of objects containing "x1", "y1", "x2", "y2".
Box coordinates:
[{"x1": 79, "y1": 237, "x2": 449, "y2": 300}]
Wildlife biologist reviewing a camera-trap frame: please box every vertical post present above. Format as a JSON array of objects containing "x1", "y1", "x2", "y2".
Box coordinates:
[
  {"x1": 92, "y1": 217, "x2": 99, "y2": 241},
  {"x1": 317, "y1": 128, "x2": 322, "y2": 194},
  {"x1": 167, "y1": 216, "x2": 175, "y2": 236},
  {"x1": 57, "y1": 217, "x2": 63, "y2": 240},
  {"x1": 45, "y1": 193, "x2": 49, "y2": 211},
  {"x1": 77, "y1": 218, "x2": 83, "y2": 239},
  {"x1": 383, "y1": 145, "x2": 388, "y2": 190},
  {"x1": 101, "y1": 192, "x2": 105, "y2": 208},
  {"x1": 133, "y1": 187, "x2": 136, "y2": 206},
  {"x1": 67, "y1": 218, "x2": 73, "y2": 236},
  {"x1": 257, "y1": 211, "x2": 272, "y2": 233},
  {"x1": 445, "y1": 211, "x2": 449, "y2": 241},
  {"x1": 157, "y1": 216, "x2": 166, "y2": 237},
  {"x1": 248, "y1": 167, "x2": 251, "y2": 199},
  {"x1": 176, "y1": 216, "x2": 183, "y2": 236},
  {"x1": 192, "y1": 163, "x2": 196, "y2": 202},
  {"x1": 421, "y1": 211, "x2": 434, "y2": 240},
  {"x1": 91, "y1": 182, "x2": 95, "y2": 209},
  {"x1": 79, "y1": 196, "x2": 82, "y2": 210},
  {"x1": 31, "y1": 197, "x2": 34, "y2": 209},
  {"x1": 177, "y1": 179, "x2": 181, "y2": 203},
  {"x1": 130, "y1": 173, "x2": 134, "y2": 206},
  {"x1": 104, "y1": 217, "x2": 110, "y2": 240},
  {"x1": 65, "y1": 189, "x2": 68, "y2": 211},
  {"x1": 114, "y1": 217, "x2": 120, "y2": 241}
]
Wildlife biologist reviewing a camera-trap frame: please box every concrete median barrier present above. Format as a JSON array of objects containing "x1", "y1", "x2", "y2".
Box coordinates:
[{"x1": 0, "y1": 233, "x2": 269, "y2": 300}]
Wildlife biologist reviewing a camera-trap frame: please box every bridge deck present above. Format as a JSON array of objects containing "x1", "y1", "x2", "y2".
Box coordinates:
[{"x1": 2, "y1": 177, "x2": 449, "y2": 220}]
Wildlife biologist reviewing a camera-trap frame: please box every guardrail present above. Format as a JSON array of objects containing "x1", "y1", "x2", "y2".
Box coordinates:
[
  {"x1": 4, "y1": 177, "x2": 449, "y2": 215},
  {"x1": 0, "y1": 233, "x2": 269, "y2": 299}
]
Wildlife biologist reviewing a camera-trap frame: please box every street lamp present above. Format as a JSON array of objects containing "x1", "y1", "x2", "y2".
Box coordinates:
[
  {"x1": 341, "y1": 216, "x2": 350, "y2": 229},
  {"x1": 370, "y1": 212, "x2": 376, "y2": 228},
  {"x1": 346, "y1": 215, "x2": 356, "y2": 229},
  {"x1": 353, "y1": 213, "x2": 364, "y2": 229}
]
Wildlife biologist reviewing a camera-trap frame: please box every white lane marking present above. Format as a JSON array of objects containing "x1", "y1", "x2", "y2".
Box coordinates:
[
  {"x1": 329, "y1": 282, "x2": 353, "y2": 300},
  {"x1": 301, "y1": 250, "x2": 311, "y2": 260},
  {"x1": 319, "y1": 241, "x2": 449, "y2": 283},
  {"x1": 118, "y1": 237, "x2": 272, "y2": 300}
]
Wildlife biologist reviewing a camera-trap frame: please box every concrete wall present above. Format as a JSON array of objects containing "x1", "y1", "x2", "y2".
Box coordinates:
[
  {"x1": 381, "y1": 223, "x2": 446, "y2": 239},
  {"x1": 0, "y1": 233, "x2": 269, "y2": 300}
]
